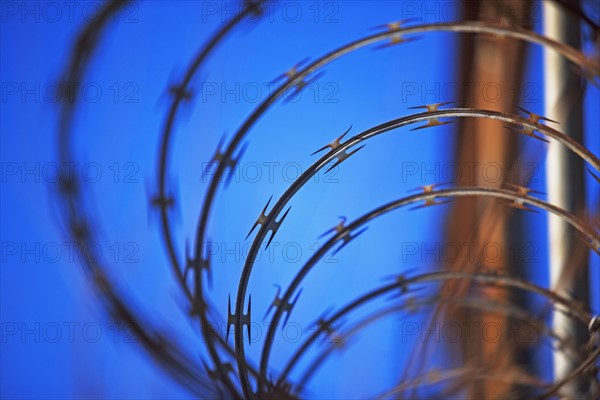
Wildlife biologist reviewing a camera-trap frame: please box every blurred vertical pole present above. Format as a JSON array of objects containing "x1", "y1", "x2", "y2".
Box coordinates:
[
  {"x1": 543, "y1": 0, "x2": 589, "y2": 397},
  {"x1": 446, "y1": 1, "x2": 532, "y2": 397}
]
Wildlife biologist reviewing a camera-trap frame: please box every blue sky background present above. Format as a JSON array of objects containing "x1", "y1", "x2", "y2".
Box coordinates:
[{"x1": 1, "y1": 1, "x2": 598, "y2": 398}]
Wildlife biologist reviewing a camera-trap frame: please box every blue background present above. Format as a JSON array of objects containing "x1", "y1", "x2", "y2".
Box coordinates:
[{"x1": 1, "y1": 1, "x2": 598, "y2": 398}]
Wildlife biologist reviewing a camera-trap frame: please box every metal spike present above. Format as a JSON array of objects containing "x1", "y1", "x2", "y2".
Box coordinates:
[
  {"x1": 332, "y1": 227, "x2": 368, "y2": 256},
  {"x1": 408, "y1": 101, "x2": 453, "y2": 112},
  {"x1": 516, "y1": 106, "x2": 559, "y2": 125},
  {"x1": 371, "y1": 20, "x2": 418, "y2": 49},
  {"x1": 246, "y1": 197, "x2": 291, "y2": 249},
  {"x1": 325, "y1": 145, "x2": 365, "y2": 173},
  {"x1": 381, "y1": 268, "x2": 416, "y2": 283},
  {"x1": 275, "y1": 57, "x2": 311, "y2": 82},
  {"x1": 185, "y1": 240, "x2": 212, "y2": 291},
  {"x1": 500, "y1": 198, "x2": 539, "y2": 214},
  {"x1": 265, "y1": 285, "x2": 303, "y2": 329},
  {"x1": 245, "y1": 195, "x2": 272, "y2": 239},
  {"x1": 311, "y1": 126, "x2": 353, "y2": 155},
  {"x1": 223, "y1": 142, "x2": 247, "y2": 188},
  {"x1": 169, "y1": 83, "x2": 193, "y2": 102},
  {"x1": 284, "y1": 71, "x2": 325, "y2": 103},
  {"x1": 226, "y1": 294, "x2": 252, "y2": 344},
  {"x1": 503, "y1": 183, "x2": 545, "y2": 197},
  {"x1": 410, "y1": 119, "x2": 453, "y2": 131},
  {"x1": 316, "y1": 319, "x2": 335, "y2": 336},
  {"x1": 408, "y1": 199, "x2": 452, "y2": 211},
  {"x1": 371, "y1": 21, "x2": 401, "y2": 31},
  {"x1": 232, "y1": 141, "x2": 248, "y2": 169},
  {"x1": 394, "y1": 272, "x2": 411, "y2": 295},
  {"x1": 390, "y1": 285, "x2": 426, "y2": 300},
  {"x1": 203, "y1": 136, "x2": 244, "y2": 185},
  {"x1": 264, "y1": 206, "x2": 291, "y2": 249},
  {"x1": 147, "y1": 191, "x2": 177, "y2": 226},
  {"x1": 405, "y1": 296, "x2": 419, "y2": 314},
  {"x1": 332, "y1": 335, "x2": 349, "y2": 349},
  {"x1": 263, "y1": 284, "x2": 281, "y2": 320},
  {"x1": 409, "y1": 182, "x2": 451, "y2": 194},
  {"x1": 371, "y1": 19, "x2": 417, "y2": 32},
  {"x1": 407, "y1": 102, "x2": 454, "y2": 131},
  {"x1": 282, "y1": 289, "x2": 302, "y2": 329},
  {"x1": 208, "y1": 136, "x2": 227, "y2": 167},
  {"x1": 150, "y1": 193, "x2": 175, "y2": 209},
  {"x1": 373, "y1": 35, "x2": 419, "y2": 50},
  {"x1": 511, "y1": 201, "x2": 539, "y2": 213},
  {"x1": 319, "y1": 216, "x2": 347, "y2": 238},
  {"x1": 408, "y1": 184, "x2": 452, "y2": 210},
  {"x1": 517, "y1": 128, "x2": 550, "y2": 143},
  {"x1": 504, "y1": 106, "x2": 557, "y2": 143},
  {"x1": 189, "y1": 297, "x2": 208, "y2": 317},
  {"x1": 504, "y1": 123, "x2": 550, "y2": 143},
  {"x1": 385, "y1": 21, "x2": 402, "y2": 30},
  {"x1": 274, "y1": 57, "x2": 318, "y2": 102}
]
